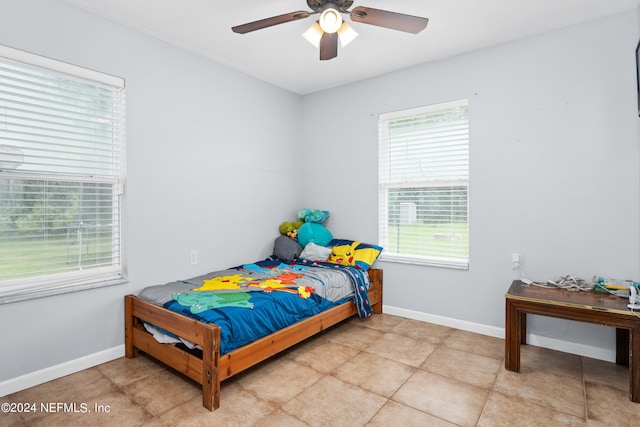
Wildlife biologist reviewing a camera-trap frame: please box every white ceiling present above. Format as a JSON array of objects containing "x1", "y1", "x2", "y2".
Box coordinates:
[{"x1": 64, "y1": 0, "x2": 640, "y2": 94}]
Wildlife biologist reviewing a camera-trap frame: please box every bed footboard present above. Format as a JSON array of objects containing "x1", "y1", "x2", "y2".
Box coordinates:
[{"x1": 124, "y1": 294, "x2": 221, "y2": 410}]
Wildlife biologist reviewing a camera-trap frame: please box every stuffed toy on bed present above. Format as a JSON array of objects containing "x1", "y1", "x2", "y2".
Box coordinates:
[
  {"x1": 274, "y1": 209, "x2": 333, "y2": 261},
  {"x1": 296, "y1": 208, "x2": 333, "y2": 247},
  {"x1": 297, "y1": 208, "x2": 329, "y2": 224},
  {"x1": 278, "y1": 220, "x2": 304, "y2": 240}
]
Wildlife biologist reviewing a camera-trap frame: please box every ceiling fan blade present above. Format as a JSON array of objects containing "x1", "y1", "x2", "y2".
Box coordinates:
[
  {"x1": 319, "y1": 32, "x2": 338, "y2": 60},
  {"x1": 232, "y1": 11, "x2": 311, "y2": 34},
  {"x1": 350, "y1": 6, "x2": 428, "y2": 34}
]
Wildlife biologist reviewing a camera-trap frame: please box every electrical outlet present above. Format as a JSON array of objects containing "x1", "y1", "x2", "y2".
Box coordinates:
[
  {"x1": 190, "y1": 250, "x2": 198, "y2": 265},
  {"x1": 511, "y1": 253, "x2": 520, "y2": 269}
]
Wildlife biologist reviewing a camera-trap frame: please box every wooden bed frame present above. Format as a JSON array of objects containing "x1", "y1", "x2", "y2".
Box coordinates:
[{"x1": 124, "y1": 268, "x2": 383, "y2": 411}]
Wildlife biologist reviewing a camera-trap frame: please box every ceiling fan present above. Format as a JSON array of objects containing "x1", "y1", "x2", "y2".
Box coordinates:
[{"x1": 232, "y1": 0, "x2": 428, "y2": 61}]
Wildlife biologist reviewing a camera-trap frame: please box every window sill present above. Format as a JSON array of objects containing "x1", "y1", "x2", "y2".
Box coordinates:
[
  {"x1": 0, "y1": 278, "x2": 129, "y2": 304},
  {"x1": 379, "y1": 254, "x2": 469, "y2": 270}
]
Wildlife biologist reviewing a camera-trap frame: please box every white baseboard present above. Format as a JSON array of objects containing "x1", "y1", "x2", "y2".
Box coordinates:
[
  {"x1": 383, "y1": 305, "x2": 616, "y2": 363},
  {"x1": 0, "y1": 345, "x2": 124, "y2": 397},
  {"x1": 526, "y1": 333, "x2": 615, "y2": 363}
]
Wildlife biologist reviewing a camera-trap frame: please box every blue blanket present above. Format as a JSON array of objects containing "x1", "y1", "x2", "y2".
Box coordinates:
[{"x1": 164, "y1": 291, "x2": 341, "y2": 354}]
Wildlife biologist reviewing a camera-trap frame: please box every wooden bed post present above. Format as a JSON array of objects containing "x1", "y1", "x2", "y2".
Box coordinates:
[
  {"x1": 368, "y1": 268, "x2": 383, "y2": 314},
  {"x1": 124, "y1": 295, "x2": 138, "y2": 359},
  {"x1": 202, "y1": 325, "x2": 221, "y2": 411}
]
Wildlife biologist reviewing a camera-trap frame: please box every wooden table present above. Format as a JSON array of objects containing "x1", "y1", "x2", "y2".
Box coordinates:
[{"x1": 505, "y1": 280, "x2": 640, "y2": 402}]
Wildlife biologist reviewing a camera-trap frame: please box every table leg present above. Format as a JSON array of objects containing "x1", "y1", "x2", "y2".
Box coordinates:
[
  {"x1": 616, "y1": 328, "x2": 629, "y2": 367},
  {"x1": 505, "y1": 298, "x2": 520, "y2": 372},
  {"x1": 630, "y1": 326, "x2": 640, "y2": 403}
]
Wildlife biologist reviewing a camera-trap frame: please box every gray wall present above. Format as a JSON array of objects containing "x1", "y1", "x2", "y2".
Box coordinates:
[
  {"x1": 1, "y1": 0, "x2": 639, "y2": 389},
  {"x1": 301, "y1": 10, "x2": 640, "y2": 359}
]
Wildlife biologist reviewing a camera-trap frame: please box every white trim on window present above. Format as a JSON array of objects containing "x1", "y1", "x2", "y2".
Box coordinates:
[{"x1": 0, "y1": 45, "x2": 124, "y2": 88}]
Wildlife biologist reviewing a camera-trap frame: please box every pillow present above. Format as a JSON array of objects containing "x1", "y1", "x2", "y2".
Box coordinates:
[
  {"x1": 297, "y1": 222, "x2": 333, "y2": 247},
  {"x1": 328, "y1": 239, "x2": 383, "y2": 271},
  {"x1": 327, "y1": 241, "x2": 359, "y2": 266},
  {"x1": 273, "y1": 235, "x2": 303, "y2": 262},
  {"x1": 299, "y1": 242, "x2": 331, "y2": 262}
]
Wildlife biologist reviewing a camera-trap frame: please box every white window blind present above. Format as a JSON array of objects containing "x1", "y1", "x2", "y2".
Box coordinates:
[
  {"x1": 0, "y1": 45, "x2": 126, "y2": 302},
  {"x1": 378, "y1": 99, "x2": 469, "y2": 269}
]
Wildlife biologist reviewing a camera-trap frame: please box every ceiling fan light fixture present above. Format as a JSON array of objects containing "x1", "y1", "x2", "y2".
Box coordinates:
[
  {"x1": 319, "y1": 7, "x2": 342, "y2": 33},
  {"x1": 233, "y1": 2, "x2": 429, "y2": 61},
  {"x1": 337, "y1": 21, "x2": 358, "y2": 47},
  {"x1": 302, "y1": 21, "x2": 323, "y2": 48}
]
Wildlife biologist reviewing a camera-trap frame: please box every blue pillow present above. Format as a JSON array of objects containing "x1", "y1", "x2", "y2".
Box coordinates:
[{"x1": 298, "y1": 223, "x2": 333, "y2": 247}]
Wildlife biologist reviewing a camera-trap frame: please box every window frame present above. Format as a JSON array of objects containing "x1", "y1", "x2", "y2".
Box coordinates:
[
  {"x1": 378, "y1": 99, "x2": 469, "y2": 270},
  {"x1": 0, "y1": 45, "x2": 127, "y2": 303}
]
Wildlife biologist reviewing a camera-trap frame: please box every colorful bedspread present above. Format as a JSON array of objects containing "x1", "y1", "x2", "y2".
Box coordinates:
[{"x1": 140, "y1": 258, "x2": 372, "y2": 355}]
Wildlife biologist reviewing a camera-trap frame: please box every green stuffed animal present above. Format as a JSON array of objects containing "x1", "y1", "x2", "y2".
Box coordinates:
[{"x1": 278, "y1": 221, "x2": 304, "y2": 240}]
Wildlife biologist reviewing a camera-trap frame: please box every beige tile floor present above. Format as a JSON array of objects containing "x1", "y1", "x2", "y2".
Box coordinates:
[{"x1": 3, "y1": 313, "x2": 640, "y2": 426}]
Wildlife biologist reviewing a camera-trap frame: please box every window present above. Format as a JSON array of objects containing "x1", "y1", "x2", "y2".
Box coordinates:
[
  {"x1": 378, "y1": 99, "x2": 469, "y2": 269},
  {"x1": 0, "y1": 45, "x2": 126, "y2": 302}
]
